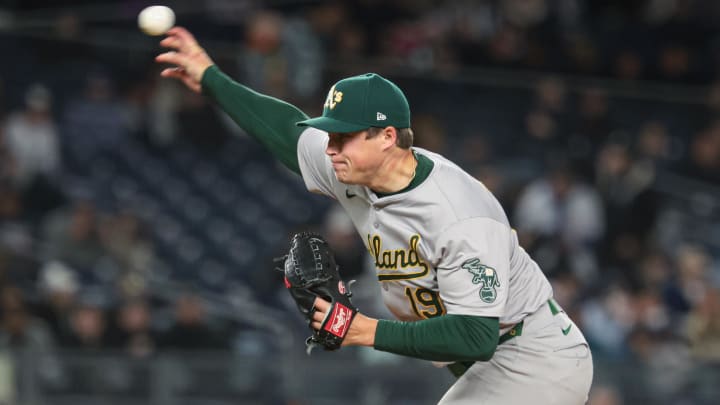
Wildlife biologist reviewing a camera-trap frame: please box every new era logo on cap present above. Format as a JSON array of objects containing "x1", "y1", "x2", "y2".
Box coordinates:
[{"x1": 376, "y1": 112, "x2": 386, "y2": 121}]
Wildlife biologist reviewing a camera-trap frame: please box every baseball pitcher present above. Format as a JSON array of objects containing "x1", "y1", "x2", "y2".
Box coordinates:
[{"x1": 156, "y1": 26, "x2": 593, "y2": 405}]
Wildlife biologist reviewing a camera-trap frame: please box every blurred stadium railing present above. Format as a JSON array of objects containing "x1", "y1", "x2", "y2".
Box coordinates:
[{"x1": 3, "y1": 348, "x2": 720, "y2": 405}]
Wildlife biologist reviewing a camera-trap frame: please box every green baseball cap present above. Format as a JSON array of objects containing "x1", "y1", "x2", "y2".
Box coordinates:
[{"x1": 297, "y1": 73, "x2": 411, "y2": 133}]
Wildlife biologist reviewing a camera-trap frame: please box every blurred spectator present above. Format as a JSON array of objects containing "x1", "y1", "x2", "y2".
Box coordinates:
[
  {"x1": 412, "y1": 113, "x2": 448, "y2": 155},
  {"x1": 0, "y1": 181, "x2": 36, "y2": 287},
  {"x1": 282, "y1": 14, "x2": 324, "y2": 99},
  {"x1": 0, "y1": 285, "x2": 63, "y2": 392},
  {"x1": 33, "y1": 261, "x2": 79, "y2": 344},
  {"x1": 626, "y1": 326, "x2": 692, "y2": 403},
  {"x1": 550, "y1": 272, "x2": 583, "y2": 311},
  {"x1": 2, "y1": 83, "x2": 59, "y2": 187},
  {"x1": 107, "y1": 299, "x2": 155, "y2": 358},
  {"x1": 306, "y1": 2, "x2": 349, "y2": 54},
  {"x1": 65, "y1": 300, "x2": 108, "y2": 350},
  {"x1": 514, "y1": 161, "x2": 604, "y2": 281},
  {"x1": 99, "y1": 210, "x2": 156, "y2": 276},
  {"x1": 146, "y1": 77, "x2": 182, "y2": 147},
  {"x1": 0, "y1": 181, "x2": 29, "y2": 249},
  {"x1": 62, "y1": 72, "x2": 132, "y2": 167},
  {"x1": 568, "y1": 87, "x2": 618, "y2": 173},
  {"x1": 384, "y1": 20, "x2": 441, "y2": 72},
  {"x1": 237, "y1": 9, "x2": 323, "y2": 100},
  {"x1": 438, "y1": 1, "x2": 498, "y2": 64},
  {"x1": 686, "y1": 287, "x2": 720, "y2": 362},
  {"x1": 664, "y1": 244, "x2": 713, "y2": 313},
  {"x1": 679, "y1": 121, "x2": 720, "y2": 183},
  {"x1": 487, "y1": 23, "x2": 527, "y2": 65},
  {"x1": 634, "y1": 120, "x2": 677, "y2": 166},
  {"x1": 517, "y1": 76, "x2": 570, "y2": 160},
  {"x1": 633, "y1": 289, "x2": 671, "y2": 333},
  {"x1": 613, "y1": 48, "x2": 645, "y2": 81},
  {"x1": 42, "y1": 200, "x2": 108, "y2": 272},
  {"x1": 594, "y1": 142, "x2": 659, "y2": 271},
  {"x1": 580, "y1": 284, "x2": 637, "y2": 358},
  {"x1": 0, "y1": 286, "x2": 55, "y2": 351},
  {"x1": 159, "y1": 293, "x2": 226, "y2": 350},
  {"x1": 595, "y1": 142, "x2": 655, "y2": 219},
  {"x1": 2, "y1": 84, "x2": 65, "y2": 219},
  {"x1": 523, "y1": 108, "x2": 562, "y2": 157},
  {"x1": 534, "y1": 75, "x2": 568, "y2": 114},
  {"x1": 120, "y1": 78, "x2": 154, "y2": 140},
  {"x1": 637, "y1": 251, "x2": 672, "y2": 296},
  {"x1": 657, "y1": 43, "x2": 692, "y2": 81},
  {"x1": 588, "y1": 384, "x2": 623, "y2": 405},
  {"x1": 500, "y1": 0, "x2": 549, "y2": 29},
  {"x1": 238, "y1": 10, "x2": 286, "y2": 97}
]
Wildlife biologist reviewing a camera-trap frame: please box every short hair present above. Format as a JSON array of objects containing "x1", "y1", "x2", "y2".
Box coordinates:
[{"x1": 367, "y1": 126, "x2": 414, "y2": 149}]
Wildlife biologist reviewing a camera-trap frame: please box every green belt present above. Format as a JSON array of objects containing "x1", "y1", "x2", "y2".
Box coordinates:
[
  {"x1": 447, "y1": 321, "x2": 524, "y2": 378},
  {"x1": 498, "y1": 321, "x2": 524, "y2": 345},
  {"x1": 447, "y1": 361, "x2": 475, "y2": 378},
  {"x1": 447, "y1": 298, "x2": 561, "y2": 378}
]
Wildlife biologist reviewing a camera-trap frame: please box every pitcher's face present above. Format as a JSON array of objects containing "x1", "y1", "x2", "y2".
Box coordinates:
[{"x1": 325, "y1": 130, "x2": 384, "y2": 185}]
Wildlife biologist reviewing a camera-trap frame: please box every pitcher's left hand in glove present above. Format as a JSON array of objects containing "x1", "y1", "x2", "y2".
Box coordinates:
[{"x1": 282, "y1": 232, "x2": 358, "y2": 353}]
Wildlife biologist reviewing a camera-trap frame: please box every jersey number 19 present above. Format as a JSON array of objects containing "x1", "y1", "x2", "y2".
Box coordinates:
[{"x1": 405, "y1": 287, "x2": 446, "y2": 319}]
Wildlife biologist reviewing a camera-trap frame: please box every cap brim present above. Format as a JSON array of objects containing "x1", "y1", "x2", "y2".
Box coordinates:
[{"x1": 296, "y1": 116, "x2": 369, "y2": 133}]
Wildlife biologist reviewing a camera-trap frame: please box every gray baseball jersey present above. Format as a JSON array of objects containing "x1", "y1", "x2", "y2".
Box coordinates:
[{"x1": 297, "y1": 128, "x2": 553, "y2": 328}]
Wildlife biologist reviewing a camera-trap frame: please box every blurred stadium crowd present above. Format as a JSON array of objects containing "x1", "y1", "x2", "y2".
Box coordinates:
[{"x1": 0, "y1": 0, "x2": 719, "y2": 404}]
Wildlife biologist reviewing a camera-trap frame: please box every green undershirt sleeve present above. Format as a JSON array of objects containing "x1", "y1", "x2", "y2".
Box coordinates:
[
  {"x1": 200, "y1": 65, "x2": 309, "y2": 174},
  {"x1": 374, "y1": 315, "x2": 499, "y2": 362}
]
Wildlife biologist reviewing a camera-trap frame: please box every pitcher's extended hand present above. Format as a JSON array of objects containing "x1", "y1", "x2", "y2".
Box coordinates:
[{"x1": 155, "y1": 26, "x2": 214, "y2": 93}]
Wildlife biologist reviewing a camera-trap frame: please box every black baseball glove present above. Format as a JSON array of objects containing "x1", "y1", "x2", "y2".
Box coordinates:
[{"x1": 280, "y1": 232, "x2": 358, "y2": 353}]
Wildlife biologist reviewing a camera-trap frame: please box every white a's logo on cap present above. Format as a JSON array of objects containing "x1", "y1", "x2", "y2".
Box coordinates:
[
  {"x1": 324, "y1": 85, "x2": 343, "y2": 110},
  {"x1": 376, "y1": 112, "x2": 387, "y2": 121}
]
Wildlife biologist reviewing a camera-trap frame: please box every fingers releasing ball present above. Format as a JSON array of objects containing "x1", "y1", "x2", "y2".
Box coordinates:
[{"x1": 138, "y1": 5, "x2": 175, "y2": 36}]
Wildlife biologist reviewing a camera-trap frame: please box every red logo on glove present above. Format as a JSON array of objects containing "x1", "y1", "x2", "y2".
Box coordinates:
[
  {"x1": 324, "y1": 303, "x2": 353, "y2": 338},
  {"x1": 338, "y1": 281, "x2": 346, "y2": 294},
  {"x1": 283, "y1": 277, "x2": 291, "y2": 289}
]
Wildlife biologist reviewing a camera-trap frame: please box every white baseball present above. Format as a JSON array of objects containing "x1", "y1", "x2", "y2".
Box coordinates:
[{"x1": 138, "y1": 5, "x2": 175, "y2": 36}]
